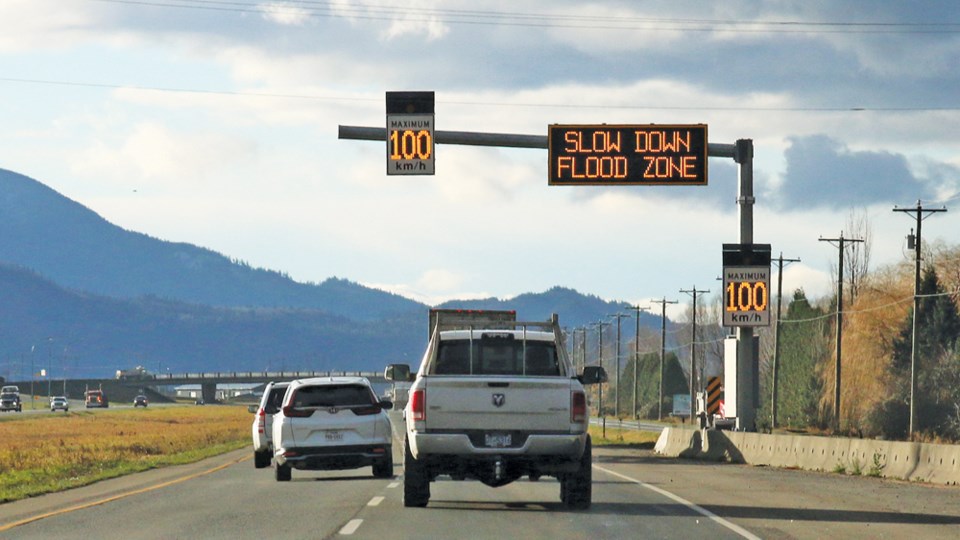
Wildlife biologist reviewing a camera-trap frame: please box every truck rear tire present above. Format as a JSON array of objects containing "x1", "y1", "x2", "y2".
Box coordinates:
[
  {"x1": 561, "y1": 436, "x2": 592, "y2": 509},
  {"x1": 275, "y1": 462, "x2": 291, "y2": 482},
  {"x1": 254, "y1": 450, "x2": 271, "y2": 469},
  {"x1": 403, "y1": 437, "x2": 429, "y2": 507}
]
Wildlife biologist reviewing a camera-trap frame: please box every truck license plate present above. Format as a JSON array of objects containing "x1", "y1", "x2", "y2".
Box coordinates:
[
  {"x1": 484, "y1": 433, "x2": 511, "y2": 448},
  {"x1": 325, "y1": 431, "x2": 343, "y2": 441}
]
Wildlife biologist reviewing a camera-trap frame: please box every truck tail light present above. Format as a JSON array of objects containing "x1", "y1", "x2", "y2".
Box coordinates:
[
  {"x1": 571, "y1": 390, "x2": 586, "y2": 423},
  {"x1": 410, "y1": 389, "x2": 425, "y2": 421},
  {"x1": 257, "y1": 408, "x2": 266, "y2": 434}
]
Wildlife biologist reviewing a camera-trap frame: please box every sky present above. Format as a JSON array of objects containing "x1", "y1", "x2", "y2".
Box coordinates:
[{"x1": 1, "y1": 0, "x2": 958, "y2": 320}]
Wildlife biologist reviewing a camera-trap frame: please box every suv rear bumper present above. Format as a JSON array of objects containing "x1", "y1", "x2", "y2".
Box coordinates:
[{"x1": 276, "y1": 444, "x2": 392, "y2": 471}]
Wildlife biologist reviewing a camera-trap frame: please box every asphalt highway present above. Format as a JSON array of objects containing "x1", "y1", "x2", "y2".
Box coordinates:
[{"x1": 3, "y1": 415, "x2": 960, "y2": 539}]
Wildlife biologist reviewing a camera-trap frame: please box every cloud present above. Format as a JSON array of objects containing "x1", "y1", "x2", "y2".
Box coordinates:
[
  {"x1": 69, "y1": 123, "x2": 258, "y2": 193},
  {"x1": 259, "y1": 2, "x2": 312, "y2": 26},
  {"x1": 776, "y1": 135, "x2": 935, "y2": 210}
]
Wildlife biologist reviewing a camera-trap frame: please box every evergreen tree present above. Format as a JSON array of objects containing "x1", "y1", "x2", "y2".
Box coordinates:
[
  {"x1": 622, "y1": 351, "x2": 686, "y2": 418},
  {"x1": 892, "y1": 267, "x2": 960, "y2": 372},
  {"x1": 776, "y1": 289, "x2": 828, "y2": 429},
  {"x1": 881, "y1": 267, "x2": 960, "y2": 438}
]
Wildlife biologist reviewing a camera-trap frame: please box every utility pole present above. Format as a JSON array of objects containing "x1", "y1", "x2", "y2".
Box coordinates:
[
  {"x1": 679, "y1": 286, "x2": 709, "y2": 422},
  {"x1": 650, "y1": 298, "x2": 678, "y2": 420},
  {"x1": 595, "y1": 320, "x2": 610, "y2": 437},
  {"x1": 893, "y1": 200, "x2": 947, "y2": 437},
  {"x1": 579, "y1": 327, "x2": 587, "y2": 374},
  {"x1": 626, "y1": 305, "x2": 650, "y2": 419},
  {"x1": 609, "y1": 312, "x2": 631, "y2": 418},
  {"x1": 771, "y1": 253, "x2": 801, "y2": 430},
  {"x1": 819, "y1": 233, "x2": 864, "y2": 432}
]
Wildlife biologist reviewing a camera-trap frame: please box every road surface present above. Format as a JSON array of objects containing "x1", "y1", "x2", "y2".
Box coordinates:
[{"x1": 2, "y1": 416, "x2": 959, "y2": 539}]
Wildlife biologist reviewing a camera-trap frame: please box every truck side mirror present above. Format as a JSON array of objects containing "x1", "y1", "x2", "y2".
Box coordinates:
[
  {"x1": 579, "y1": 366, "x2": 608, "y2": 385},
  {"x1": 385, "y1": 364, "x2": 411, "y2": 382}
]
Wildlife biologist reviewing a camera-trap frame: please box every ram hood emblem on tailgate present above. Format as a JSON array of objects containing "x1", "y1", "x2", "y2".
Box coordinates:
[{"x1": 492, "y1": 393, "x2": 505, "y2": 407}]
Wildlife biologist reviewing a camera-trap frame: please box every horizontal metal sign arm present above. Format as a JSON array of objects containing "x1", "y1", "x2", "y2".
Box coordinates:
[{"x1": 340, "y1": 125, "x2": 737, "y2": 157}]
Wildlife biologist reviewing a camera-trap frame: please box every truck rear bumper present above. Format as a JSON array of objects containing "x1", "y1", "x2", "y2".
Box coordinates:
[{"x1": 410, "y1": 431, "x2": 585, "y2": 458}]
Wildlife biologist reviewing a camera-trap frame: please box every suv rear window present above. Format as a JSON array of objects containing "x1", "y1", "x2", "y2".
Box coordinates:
[
  {"x1": 434, "y1": 335, "x2": 559, "y2": 376},
  {"x1": 290, "y1": 385, "x2": 375, "y2": 408}
]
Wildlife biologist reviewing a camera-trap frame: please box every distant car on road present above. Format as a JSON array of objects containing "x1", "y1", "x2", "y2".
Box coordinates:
[
  {"x1": 133, "y1": 395, "x2": 148, "y2": 407},
  {"x1": 50, "y1": 396, "x2": 69, "y2": 412},
  {"x1": 1, "y1": 386, "x2": 22, "y2": 412},
  {"x1": 271, "y1": 376, "x2": 393, "y2": 481},
  {"x1": 85, "y1": 389, "x2": 109, "y2": 408},
  {"x1": 250, "y1": 381, "x2": 290, "y2": 469}
]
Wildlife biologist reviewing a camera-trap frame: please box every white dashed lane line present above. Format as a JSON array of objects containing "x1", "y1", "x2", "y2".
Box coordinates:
[
  {"x1": 368, "y1": 496, "x2": 385, "y2": 506},
  {"x1": 339, "y1": 519, "x2": 364, "y2": 535}
]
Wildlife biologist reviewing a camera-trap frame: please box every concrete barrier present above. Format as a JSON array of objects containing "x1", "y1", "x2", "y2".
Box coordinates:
[{"x1": 655, "y1": 427, "x2": 960, "y2": 485}]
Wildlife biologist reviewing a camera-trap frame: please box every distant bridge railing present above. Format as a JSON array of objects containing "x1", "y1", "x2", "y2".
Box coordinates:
[{"x1": 118, "y1": 371, "x2": 387, "y2": 385}]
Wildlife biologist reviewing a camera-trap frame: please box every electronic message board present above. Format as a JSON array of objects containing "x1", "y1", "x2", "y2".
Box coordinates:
[
  {"x1": 721, "y1": 243, "x2": 772, "y2": 328},
  {"x1": 386, "y1": 91, "x2": 435, "y2": 176},
  {"x1": 722, "y1": 266, "x2": 771, "y2": 327},
  {"x1": 548, "y1": 124, "x2": 708, "y2": 186}
]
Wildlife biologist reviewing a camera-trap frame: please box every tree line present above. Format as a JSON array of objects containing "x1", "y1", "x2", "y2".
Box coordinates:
[{"x1": 587, "y1": 235, "x2": 960, "y2": 443}]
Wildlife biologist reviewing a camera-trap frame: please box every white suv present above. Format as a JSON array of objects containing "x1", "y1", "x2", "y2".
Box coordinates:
[
  {"x1": 272, "y1": 377, "x2": 394, "y2": 481},
  {"x1": 251, "y1": 381, "x2": 290, "y2": 469}
]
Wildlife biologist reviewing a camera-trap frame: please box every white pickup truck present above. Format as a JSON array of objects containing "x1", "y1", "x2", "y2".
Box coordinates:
[{"x1": 386, "y1": 310, "x2": 606, "y2": 509}]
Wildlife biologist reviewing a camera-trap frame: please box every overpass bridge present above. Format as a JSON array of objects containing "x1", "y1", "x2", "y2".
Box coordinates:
[
  {"x1": 7, "y1": 371, "x2": 388, "y2": 405},
  {"x1": 133, "y1": 370, "x2": 388, "y2": 403}
]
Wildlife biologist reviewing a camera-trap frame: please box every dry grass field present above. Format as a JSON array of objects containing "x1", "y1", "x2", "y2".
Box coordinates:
[
  {"x1": 589, "y1": 424, "x2": 660, "y2": 448},
  {"x1": 0, "y1": 405, "x2": 250, "y2": 503}
]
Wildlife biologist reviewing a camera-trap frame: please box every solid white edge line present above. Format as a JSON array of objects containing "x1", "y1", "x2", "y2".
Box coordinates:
[
  {"x1": 339, "y1": 519, "x2": 363, "y2": 535},
  {"x1": 594, "y1": 465, "x2": 762, "y2": 540}
]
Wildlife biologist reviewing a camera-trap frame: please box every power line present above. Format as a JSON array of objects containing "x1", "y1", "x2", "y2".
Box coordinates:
[
  {"x1": 4, "y1": 76, "x2": 955, "y2": 113},
  {"x1": 89, "y1": 0, "x2": 960, "y2": 34}
]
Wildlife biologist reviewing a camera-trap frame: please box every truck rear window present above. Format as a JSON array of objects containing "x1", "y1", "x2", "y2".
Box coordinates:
[{"x1": 434, "y1": 336, "x2": 560, "y2": 376}]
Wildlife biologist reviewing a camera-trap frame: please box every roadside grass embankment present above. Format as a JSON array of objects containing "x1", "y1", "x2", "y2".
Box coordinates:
[
  {"x1": 589, "y1": 424, "x2": 660, "y2": 449},
  {"x1": 0, "y1": 406, "x2": 250, "y2": 503}
]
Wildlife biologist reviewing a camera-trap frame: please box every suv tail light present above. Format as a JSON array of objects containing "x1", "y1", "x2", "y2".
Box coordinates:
[
  {"x1": 282, "y1": 404, "x2": 313, "y2": 418},
  {"x1": 571, "y1": 390, "x2": 586, "y2": 423},
  {"x1": 410, "y1": 389, "x2": 425, "y2": 421}
]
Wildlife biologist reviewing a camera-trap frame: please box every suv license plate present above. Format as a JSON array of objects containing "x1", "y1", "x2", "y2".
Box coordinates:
[
  {"x1": 484, "y1": 433, "x2": 511, "y2": 448},
  {"x1": 325, "y1": 431, "x2": 343, "y2": 441}
]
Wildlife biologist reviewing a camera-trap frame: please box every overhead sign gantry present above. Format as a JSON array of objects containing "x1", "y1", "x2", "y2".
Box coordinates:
[{"x1": 339, "y1": 92, "x2": 761, "y2": 431}]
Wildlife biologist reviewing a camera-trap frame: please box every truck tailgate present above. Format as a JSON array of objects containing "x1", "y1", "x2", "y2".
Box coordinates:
[{"x1": 423, "y1": 377, "x2": 572, "y2": 432}]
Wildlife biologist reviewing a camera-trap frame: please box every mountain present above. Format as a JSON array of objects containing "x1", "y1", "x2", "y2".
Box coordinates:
[
  {"x1": 0, "y1": 263, "x2": 425, "y2": 378},
  {"x1": 0, "y1": 168, "x2": 669, "y2": 379},
  {"x1": 0, "y1": 168, "x2": 423, "y2": 321}
]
